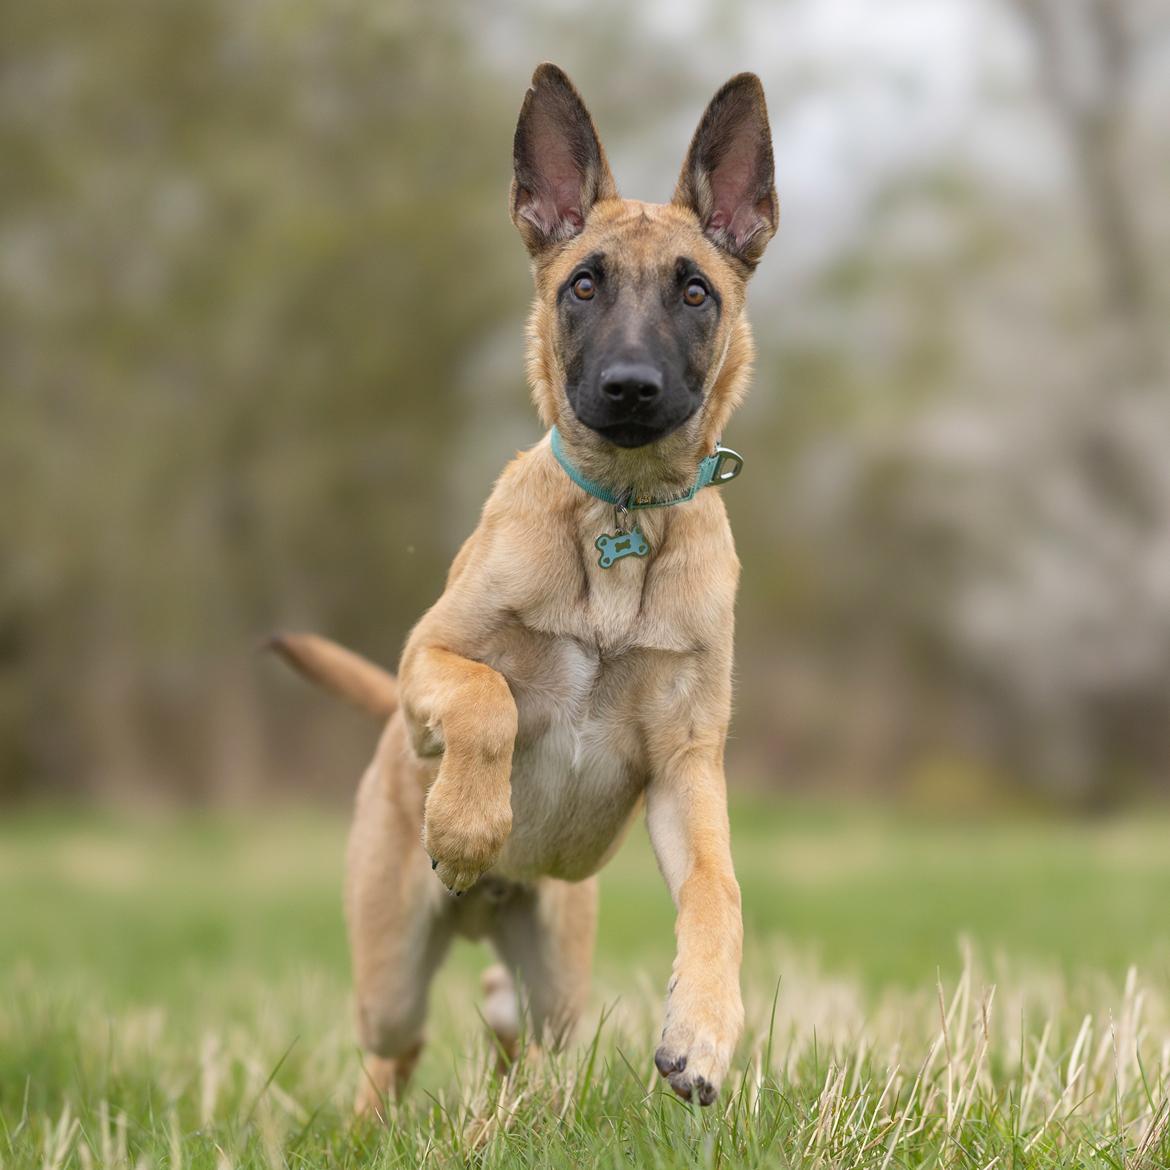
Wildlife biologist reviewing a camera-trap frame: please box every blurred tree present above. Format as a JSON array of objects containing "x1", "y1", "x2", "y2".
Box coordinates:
[
  {"x1": 739, "y1": 0, "x2": 1170, "y2": 804},
  {"x1": 1, "y1": 0, "x2": 527, "y2": 798}
]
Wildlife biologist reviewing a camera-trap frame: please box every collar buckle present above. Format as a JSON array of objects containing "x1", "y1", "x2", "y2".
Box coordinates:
[{"x1": 710, "y1": 445, "x2": 744, "y2": 485}]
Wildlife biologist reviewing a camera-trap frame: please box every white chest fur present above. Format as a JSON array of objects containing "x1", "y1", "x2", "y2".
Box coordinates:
[{"x1": 493, "y1": 635, "x2": 646, "y2": 881}]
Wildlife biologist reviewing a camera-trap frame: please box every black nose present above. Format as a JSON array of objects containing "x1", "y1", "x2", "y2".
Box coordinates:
[{"x1": 599, "y1": 363, "x2": 663, "y2": 407}]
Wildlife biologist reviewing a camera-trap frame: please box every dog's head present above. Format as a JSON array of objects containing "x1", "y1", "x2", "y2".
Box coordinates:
[{"x1": 512, "y1": 64, "x2": 777, "y2": 456}]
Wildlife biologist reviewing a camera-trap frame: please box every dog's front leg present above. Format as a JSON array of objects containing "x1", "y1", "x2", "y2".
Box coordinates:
[
  {"x1": 399, "y1": 644, "x2": 516, "y2": 893},
  {"x1": 645, "y1": 740, "x2": 743, "y2": 1106}
]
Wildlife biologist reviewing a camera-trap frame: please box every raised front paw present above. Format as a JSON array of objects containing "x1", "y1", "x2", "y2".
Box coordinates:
[
  {"x1": 423, "y1": 778, "x2": 512, "y2": 894},
  {"x1": 654, "y1": 978, "x2": 743, "y2": 1106}
]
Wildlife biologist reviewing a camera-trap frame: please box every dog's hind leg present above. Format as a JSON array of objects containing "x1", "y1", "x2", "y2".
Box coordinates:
[
  {"x1": 480, "y1": 962, "x2": 521, "y2": 1069},
  {"x1": 490, "y1": 876, "x2": 598, "y2": 1051},
  {"x1": 346, "y1": 716, "x2": 451, "y2": 1118}
]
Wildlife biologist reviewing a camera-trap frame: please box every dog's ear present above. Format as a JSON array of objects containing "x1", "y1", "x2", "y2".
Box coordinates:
[
  {"x1": 511, "y1": 64, "x2": 617, "y2": 256},
  {"x1": 673, "y1": 73, "x2": 777, "y2": 269}
]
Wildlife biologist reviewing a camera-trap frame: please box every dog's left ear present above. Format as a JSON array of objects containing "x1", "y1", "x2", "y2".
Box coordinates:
[
  {"x1": 511, "y1": 63, "x2": 618, "y2": 256},
  {"x1": 673, "y1": 73, "x2": 778, "y2": 269}
]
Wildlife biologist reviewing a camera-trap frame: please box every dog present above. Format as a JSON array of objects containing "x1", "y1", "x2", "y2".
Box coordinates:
[{"x1": 271, "y1": 62, "x2": 777, "y2": 1112}]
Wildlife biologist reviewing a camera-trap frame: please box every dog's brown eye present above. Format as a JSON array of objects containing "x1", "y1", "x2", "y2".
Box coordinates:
[
  {"x1": 683, "y1": 281, "x2": 708, "y2": 307},
  {"x1": 572, "y1": 274, "x2": 595, "y2": 301}
]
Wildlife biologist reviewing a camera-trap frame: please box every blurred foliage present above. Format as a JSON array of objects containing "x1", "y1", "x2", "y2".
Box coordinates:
[
  {"x1": 1, "y1": 0, "x2": 1167, "y2": 805},
  {"x1": 6, "y1": 800, "x2": 1170, "y2": 1001}
]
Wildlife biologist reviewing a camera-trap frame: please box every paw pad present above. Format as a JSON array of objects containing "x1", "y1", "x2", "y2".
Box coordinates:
[{"x1": 655, "y1": 1047, "x2": 718, "y2": 1106}]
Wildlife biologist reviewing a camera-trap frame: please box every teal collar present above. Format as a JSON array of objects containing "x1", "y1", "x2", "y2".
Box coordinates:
[{"x1": 549, "y1": 425, "x2": 744, "y2": 511}]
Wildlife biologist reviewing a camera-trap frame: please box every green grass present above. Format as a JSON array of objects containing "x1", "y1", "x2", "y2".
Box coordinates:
[{"x1": 2, "y1": 800, "x2": 1170, "y2": 1167}]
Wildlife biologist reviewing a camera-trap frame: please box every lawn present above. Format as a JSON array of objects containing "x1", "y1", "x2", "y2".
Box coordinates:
[{"x1": 2, "y1": 800, "x2": 1169, "y2": 1167}]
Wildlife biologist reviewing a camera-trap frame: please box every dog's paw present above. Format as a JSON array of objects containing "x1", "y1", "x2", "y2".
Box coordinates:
[
  {"x1": 423, "y1": 780, "x2": 512, "y2": 893},
  {"x1": 654, "y1": 979, "x2": 742, "y2": 1106},
  {"x1": 654, "y1": 1037, "x2": 727, "y2": 1106}
]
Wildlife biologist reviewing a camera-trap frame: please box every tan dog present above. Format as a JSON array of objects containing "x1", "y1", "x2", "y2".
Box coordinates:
[{"x1": 272, "y1": 62, "x2": 777, "y2": 1112}]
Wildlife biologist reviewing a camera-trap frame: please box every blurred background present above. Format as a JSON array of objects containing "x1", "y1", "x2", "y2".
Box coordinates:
[{"x1": 3, "y1": 0, "x2": 1169, "y2": 814}]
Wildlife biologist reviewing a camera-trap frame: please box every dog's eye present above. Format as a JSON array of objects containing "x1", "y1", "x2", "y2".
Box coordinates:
[
  {"x1": 683, "y1": 280, "x2": 708, "y2": 307},
  {"x1": 571, "y1": 274, "x2": 596, "y2": 301}
]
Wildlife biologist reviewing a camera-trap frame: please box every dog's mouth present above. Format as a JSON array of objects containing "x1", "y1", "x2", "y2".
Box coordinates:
[
  {"x1": 590, "y1": 420, "x2": 672, "y2": 449},
  {"x1": 574, "y1": 398, "x2": 701, "y2": 450}
]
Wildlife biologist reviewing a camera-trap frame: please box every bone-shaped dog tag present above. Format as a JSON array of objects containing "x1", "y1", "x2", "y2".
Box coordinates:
[{"x1": 595, "y1": 527, "x2": 650, "y2": 569}]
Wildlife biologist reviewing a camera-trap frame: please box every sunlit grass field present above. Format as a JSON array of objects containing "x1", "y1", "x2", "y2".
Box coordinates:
[{"x1": 3, "y1": 800, "x2": 1170, "y2": 1167}]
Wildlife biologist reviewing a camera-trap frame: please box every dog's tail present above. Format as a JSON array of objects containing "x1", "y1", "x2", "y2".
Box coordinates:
[{"x1": 266, "y1": 632, "x2": 398, "y2": 719}]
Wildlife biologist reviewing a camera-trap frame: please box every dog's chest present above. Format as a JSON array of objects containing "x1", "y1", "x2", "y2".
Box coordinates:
[{"x1": 492, "y1": 632, "x2": 647, "y2": 881}]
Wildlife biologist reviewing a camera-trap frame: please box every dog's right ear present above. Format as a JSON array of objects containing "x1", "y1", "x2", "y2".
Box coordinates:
[{"x1": 510, "y1": 64, "x2": 617, "y2": 257}]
